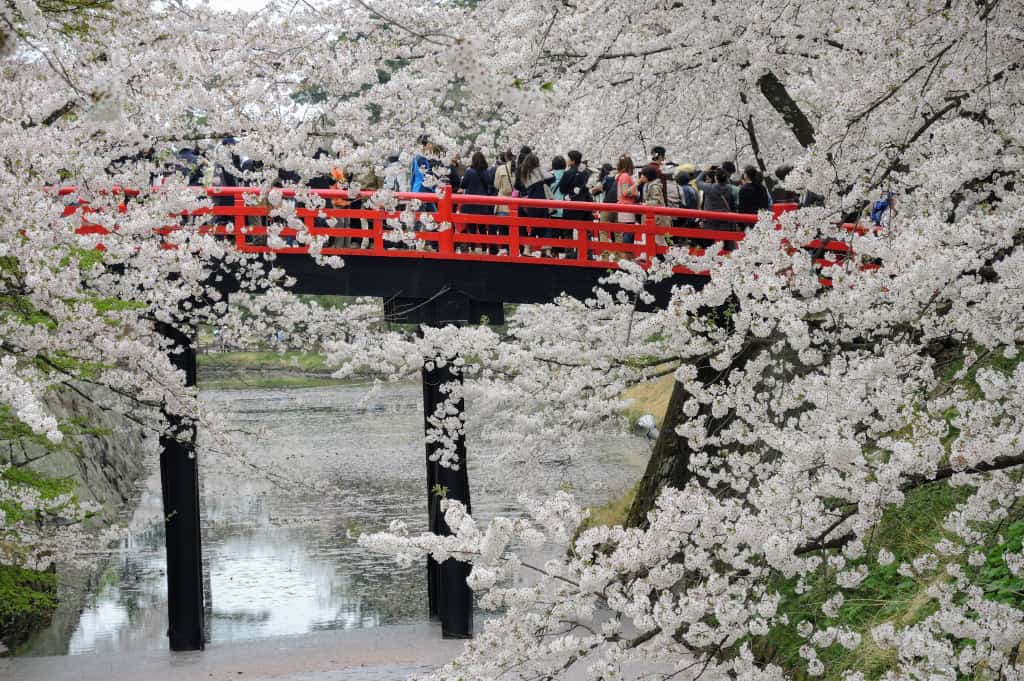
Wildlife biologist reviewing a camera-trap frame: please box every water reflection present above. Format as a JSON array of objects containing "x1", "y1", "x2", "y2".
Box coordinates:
[{"x1": 21, "y1": 382, "x2": 647, "y2": 657}]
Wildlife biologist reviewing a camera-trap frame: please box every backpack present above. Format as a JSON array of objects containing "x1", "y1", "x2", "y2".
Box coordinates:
[
  {"x1": 666, "y1": 179, "x2": 683, "y2": 209},
  {"x1": 602, "y1": 175, "x2": 617, "y2": 203},
  {"x1": 674, "y1": 184, "x2": 699, "y2": 227},
  {"x1": 569, "y1": 167, "x2": 592, "y2": 202}
]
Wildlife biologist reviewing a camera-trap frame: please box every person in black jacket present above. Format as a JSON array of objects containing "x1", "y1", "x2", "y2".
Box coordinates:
[
  {"x1": 738, "y1": 166, "x2": 772, "y2": 217},
  {"x1": 555, "y1": 150, "x2": 592, "y2": 257},
  {"x1": 558, "y1": 150, "x2": 593, "y2": 222},
  {"x1": 458, "y1": 151, "x2": 495, "y2": 252}
]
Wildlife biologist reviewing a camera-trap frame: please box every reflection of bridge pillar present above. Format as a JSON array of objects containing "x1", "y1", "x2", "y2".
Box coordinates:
[
  {"x1": 156, "y1": 322, "x2": 206, "y2": 651},
  {"x1": 421, "y1": 354, "x2": 473, "y2": 639}
]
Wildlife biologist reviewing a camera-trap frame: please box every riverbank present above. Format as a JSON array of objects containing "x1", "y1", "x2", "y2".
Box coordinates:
[{"x1": 198, "y1": 350, "x2": 348, "y2": 389}]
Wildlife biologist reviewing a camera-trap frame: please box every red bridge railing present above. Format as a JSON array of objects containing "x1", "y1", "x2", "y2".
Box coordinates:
[{"x1": 57, "y1": 186, "x2": 864, "y2": 282}]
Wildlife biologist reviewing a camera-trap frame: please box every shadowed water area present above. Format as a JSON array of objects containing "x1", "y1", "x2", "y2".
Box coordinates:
[{"x1": 18, "y1": 381, "x2": 648, "y2": 657}]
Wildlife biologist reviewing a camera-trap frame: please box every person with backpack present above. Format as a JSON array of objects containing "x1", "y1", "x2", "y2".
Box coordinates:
[
  {"x1": 699, "y1": 166, "x2": 737, "y2": 234},
  {"x1": 721, "y1": 160, "x2": 741, "y2": 207},
  {"x1": 674, "y1": 168, "x2": 700, "y2": 223},
  {"x1": 639, "y1": 146, "x2": 667, "y2": 203}
]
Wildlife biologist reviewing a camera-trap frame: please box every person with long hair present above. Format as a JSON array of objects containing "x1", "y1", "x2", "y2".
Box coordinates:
[
  {"x1": 458, "y1": 151, "x2": 495, "y2": 253},
  {"x1": 517, "y1": 153, "x2": 553, "y2": 256},
  {"x1": 493, "y1": 150, "x2": 515, "y2": 216},
  {"x1": 616, "y1": 155, "x2": 639, "y2": 248}
]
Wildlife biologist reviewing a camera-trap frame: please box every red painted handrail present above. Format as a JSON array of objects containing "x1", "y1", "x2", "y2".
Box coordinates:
[{"x1": 53, "y1": 185, "x2": 868, "y2": 281}]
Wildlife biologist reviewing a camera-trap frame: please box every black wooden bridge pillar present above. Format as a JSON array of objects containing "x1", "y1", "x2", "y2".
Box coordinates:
[
  {"x1": 422, "y1": 353, "x2": 474, "y2": 638},
  {"x1": 156, "y1": 322, "x2": 206, "y2": 651},
  {"x1": 406, "y1": 289, "x2": 481, "y2": 639}
]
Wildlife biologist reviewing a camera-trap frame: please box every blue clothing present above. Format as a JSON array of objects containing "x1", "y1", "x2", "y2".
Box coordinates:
[
  {"x1": 681, "y1": 184, "x2": 698, "y2": 209},
  {"x1": 550, "y1": 169, "x2": 565, "y2": 217},
  {"x1": 870, "y1": 192, "x2": 893, "y2": 226},
  {"x1": 410, "y1": 154, "x2": 430, "y2": 193}
]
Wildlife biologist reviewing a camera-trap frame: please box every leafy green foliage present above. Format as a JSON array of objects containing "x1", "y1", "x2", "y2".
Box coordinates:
[
  {"x1": 975, "y1": 519, "x2": 1024, "y2": 606},
  {"x1": 754, "y1": 483, "x2": 968, "y2": 680},
  {"x1": 0, "y1": 564, "x2": 57, "y2": 651},
  {"x1": 0, "y1": 466, "x2": 77, "y2": 525}
]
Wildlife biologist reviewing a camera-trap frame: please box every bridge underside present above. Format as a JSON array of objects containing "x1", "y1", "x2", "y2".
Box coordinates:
[
  {"x1": 161, "y1": 256, "x2": 706, "y2": 650},
  {"x1": 240, "y1": 254, "x2": 707, "y2": 323}
]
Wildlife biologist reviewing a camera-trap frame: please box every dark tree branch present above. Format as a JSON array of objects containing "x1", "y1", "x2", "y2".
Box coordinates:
[
  {"x1": 738, "y1": 91, "x2": 767, "y2": 173},
  {"x1": 756, "y1": 70, "x2": 816, "y2": 148}
]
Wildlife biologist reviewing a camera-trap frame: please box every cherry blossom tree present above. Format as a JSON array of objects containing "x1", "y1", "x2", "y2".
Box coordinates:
[{"x1": 2, "y1": 0, "x2": 1024, "y2": 677}]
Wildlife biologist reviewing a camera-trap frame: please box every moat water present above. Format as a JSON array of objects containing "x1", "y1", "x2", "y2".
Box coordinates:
[{"x1": 18, "y1": 381, "x2": 647, "y2": 656}]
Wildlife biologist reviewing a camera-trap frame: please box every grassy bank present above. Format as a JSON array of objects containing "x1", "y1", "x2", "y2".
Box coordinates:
[
  {"x1": 601, "y1": 352, "x2": 1024, "y2": 679},
  {"x1": 198, "y1": 350, "x2": 332, "y2": 373},
  {"x1": 575, "y1": 375, "x2": 676, "y2": 531},
  {"x1": 621, "y1": 373, "x2": 676, "y2": 427},
  {"x1": 197, "y1": 350, "x2": 352, "y2": 389},
  {"x1": 755, "y1": 348, "x2": 1024, "y2": 679}
]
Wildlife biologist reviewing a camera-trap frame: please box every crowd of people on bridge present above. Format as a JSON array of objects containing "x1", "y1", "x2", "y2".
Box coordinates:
[
  {"x1": 138, "y1": 136, "x2": 855, "y2": 260},
  {"x1": 362, "y1": 137, "x2": 824, "y2": 258}
]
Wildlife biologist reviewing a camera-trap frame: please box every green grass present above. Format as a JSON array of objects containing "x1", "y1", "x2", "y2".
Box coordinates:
[
  {"x1": 198, "y1": 350, "x2": 332, "y2": 373},
  {"x1": 621, "y1": 373, "x2": 675, "y2": 427},
  {"x1": 755, "y1": 482, "x2": 971, "y2": 680},
  {"x1": 196, "y1": 350, "x2": 350, "y2": 389},
  {"x1": 578, "y1": 483, "x2": 638, "y2": 534},
  {"x1": 1, "y1": 467, "x2": 76, "y2": 500},
  {"x1": 0, "y1": 564, "x2": 57, "y2": 651},
  {"x1": 199, "y1": 371, "x2": 349, "y2": 390},
  {"x1": 740, "y1": 345, "x2": 1024, "y2": 679},
  {"x1": 0, "y1": 469, "x2": 72, "y2": 650}
]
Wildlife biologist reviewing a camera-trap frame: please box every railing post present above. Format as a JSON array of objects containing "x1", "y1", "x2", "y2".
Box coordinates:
[
  {"x1": 373, "y1": 214, "x2": 386, "y2": 254},
  {"x1": 576, "y1": 217, "x2": 589, "y2": 263},
  {"x1": 437, "y1": 185, "x2": 454, "y2": 255},
  {"x1": 508, "y1": 206, "x2": 520, "y2": 258},
  {"x1": 234, "y1": 192, "x2": 246, "y2": 249},
  {"x1": 156, "y1": 321, "x2": 206, "y2": 652},
  {"x1": 643, "y1": 211, "x2": 657, "y2": 263}
]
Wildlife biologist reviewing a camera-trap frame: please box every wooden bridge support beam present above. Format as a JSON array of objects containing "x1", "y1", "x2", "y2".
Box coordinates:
[
  {"x1": 421, "y1": 355, "x2": 473, "y2": 639},
  {"x1": 156, "y1": 322, "x2": 206, "y2": 652}
]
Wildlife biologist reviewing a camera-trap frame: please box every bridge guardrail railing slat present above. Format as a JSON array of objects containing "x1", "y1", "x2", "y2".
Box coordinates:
[{"x1": 53, "y1": 185, "x2": 878, "y2": 283}]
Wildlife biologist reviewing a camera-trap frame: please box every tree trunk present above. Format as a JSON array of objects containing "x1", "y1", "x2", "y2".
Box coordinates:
[
  {"x1": 626, "y1": 342, "x2": 761, "y2": 528},
  {"x1": 626, "y1": 356, "x2": 723, "y2": 528}
]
